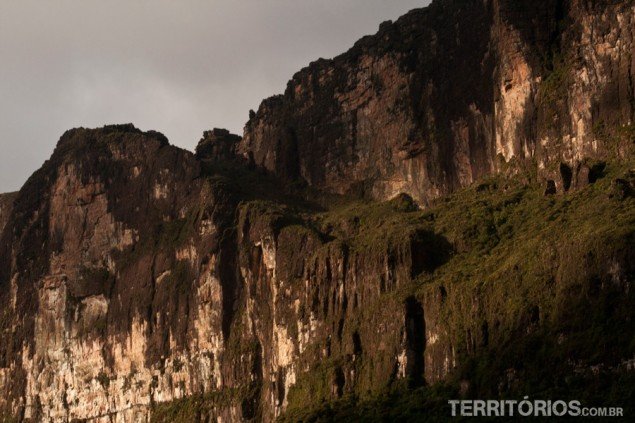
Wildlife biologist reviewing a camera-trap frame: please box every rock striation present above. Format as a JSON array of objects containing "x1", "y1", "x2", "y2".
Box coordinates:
[
  {"x1": 239, "y1": 0, "x2": 635, "y2": 205},
  {"x1": 0, "y1": 1, "x2": 634, "y2": 422}
]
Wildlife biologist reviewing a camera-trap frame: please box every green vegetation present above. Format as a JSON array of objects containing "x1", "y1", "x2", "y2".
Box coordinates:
[
  {"x1": 284, "y1": 357, "x2": 347, "y2": 414},
  {"x1": 280, "y1": 383, "x2": 456, "y2": 423},
  {"x1": 280, "y1": 373, "x2": 635, "y2": 422},
  {"x1": 278, "y1": 159, "x2": 635, "y2": 421},
  {"x1": 419, "y1": 164, "x2": 635, "y2": 414},
  {"x1": 201, "y1": 158, "x2": 322, "y2": 210},
  {"x1": 315, "y1": 193, "x2": 428, "y2": 252},
  {"x1": 538, "y1": 52, "x2": 573, "y2": 131},
  {"x1": 593, "y1": 121, "x2": 635, "y2": 157},
  {"x1": 150, "y1": 386, "x2": 254, "y2": 423}
]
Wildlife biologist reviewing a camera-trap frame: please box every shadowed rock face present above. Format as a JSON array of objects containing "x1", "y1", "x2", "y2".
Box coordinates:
[
  {"x1": 239, "y1": 0, "x2": 635, "y2": 205},
  {"x1": 0, "y1": 1, "x2": 634, "y2": 422},
  {"x1": 0, "y1": 192, "x2": 16, "y2": 235},
  {"x1": 196, "y1": 128, "x2": 242, "y2": 163}
]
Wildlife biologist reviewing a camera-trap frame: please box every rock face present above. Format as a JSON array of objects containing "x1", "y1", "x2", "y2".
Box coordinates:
[
  {"x1": 0, "y1": 1, "x2": 634, "y2": 422},
  {"x1": 0, "y1": 126, "x2": 219, "y2": 422},
  {"x1": 0, "y1": 192, "x2": 16, "y2": 235},
  {"x1": 196, "y1": 128, "x2": 242, "y2": 163},
  {"x1": 239, "y1": 0, "x2": 635, "y2": 205},
  {"x1": 0, "y1": 125, "x2": 450, "y2": 422}
]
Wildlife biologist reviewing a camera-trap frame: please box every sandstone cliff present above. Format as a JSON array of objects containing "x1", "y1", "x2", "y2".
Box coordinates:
[
  {"x1": 0, "y1": 0, "x2": 634, "y2": 422},
  {"x1": 239, "y1": 0, "x2": 635, "y2": 205}
]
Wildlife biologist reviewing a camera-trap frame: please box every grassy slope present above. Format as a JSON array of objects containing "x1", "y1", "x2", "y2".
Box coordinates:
[{"x1": 279, "y1": 159, "x2": 635, "y2": 422}]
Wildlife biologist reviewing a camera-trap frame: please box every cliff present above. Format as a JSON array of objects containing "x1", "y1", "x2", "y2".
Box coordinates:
[
  {"x1": 0, "y1": 0, "x2": 634, "y2": 422},
  {"x1": 239, "y1": 0, "x2": 635, "y2": 205}
]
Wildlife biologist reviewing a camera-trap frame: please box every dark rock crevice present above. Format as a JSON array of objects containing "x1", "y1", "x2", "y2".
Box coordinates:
[{"x1": 404, "y1": 296, "x2": 425, "y2": 388}]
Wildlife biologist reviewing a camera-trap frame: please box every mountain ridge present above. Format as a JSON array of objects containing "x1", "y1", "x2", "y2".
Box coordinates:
[{"x1": 0, "y1": 0, "x2": 634, "y2": 421}]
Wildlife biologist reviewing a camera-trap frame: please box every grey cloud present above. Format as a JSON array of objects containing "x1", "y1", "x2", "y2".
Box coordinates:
[{"x1": 0, "y1": 0, "x2": 429, "y2": 192}]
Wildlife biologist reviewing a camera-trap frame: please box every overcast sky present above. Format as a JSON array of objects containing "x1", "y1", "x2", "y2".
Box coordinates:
[{"x1": 0, "y1": 0, "x2": 429, "y2": 193}]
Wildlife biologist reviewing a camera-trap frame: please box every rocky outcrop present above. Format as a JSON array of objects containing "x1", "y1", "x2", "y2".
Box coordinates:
[
  {"x1": 196, "y1": 128, "x2": 242, "y2": 163},
  {"x1": 239, "y1": 0, "x2": 635, "y2": 205},
  {"x1": 1, "y1": 1, "x2": 634, "y2": 422},
  {"x1": 0, "y1": 126, "x2": 221, "y2": 422}
]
